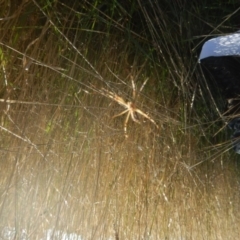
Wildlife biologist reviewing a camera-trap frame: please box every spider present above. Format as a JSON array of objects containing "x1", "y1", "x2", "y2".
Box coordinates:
[{"x1": 101, "y1": 77, "x2": 158, "y2": 138}]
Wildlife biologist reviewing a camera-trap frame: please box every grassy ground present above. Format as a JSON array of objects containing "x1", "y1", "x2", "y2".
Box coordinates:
[{"x1": 0, "y1": 0, "x2": 240, "y2": 239}]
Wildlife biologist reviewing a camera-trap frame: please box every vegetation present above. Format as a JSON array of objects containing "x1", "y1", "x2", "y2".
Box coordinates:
[{"x1": 0, "y1": 0, "x2": 240, "y2": 239}]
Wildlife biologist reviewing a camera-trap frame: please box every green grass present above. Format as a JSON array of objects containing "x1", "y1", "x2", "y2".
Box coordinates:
[{"x1": 0, "y1": 0, "x2": 240, "y2": 239}]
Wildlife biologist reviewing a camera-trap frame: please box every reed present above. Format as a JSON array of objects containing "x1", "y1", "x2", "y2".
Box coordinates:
[{"x1": 0, "y1": 0, "x2": 240, "y2": 239}]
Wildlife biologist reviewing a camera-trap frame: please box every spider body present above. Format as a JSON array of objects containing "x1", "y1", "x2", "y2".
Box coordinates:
[{"x1": 101, "y1": 78, "x2": 158, "y2": 138}]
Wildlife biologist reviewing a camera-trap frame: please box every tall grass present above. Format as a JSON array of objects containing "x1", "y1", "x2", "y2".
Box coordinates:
[{"x1": 0, "y1": 0, "x2": 240, "y2": 239}]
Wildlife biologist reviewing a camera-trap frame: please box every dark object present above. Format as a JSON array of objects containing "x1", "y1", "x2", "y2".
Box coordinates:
[
  {"x1": 201, "y1": 56, "x2": 240, "y2": 100},
  {"x1": 228, "y1": 118, "x2": 240, "y2": 154},
  {"x1": 228, "y1": 118, "x2": 240, "y2": 131},
  {"x1": 201, "y1": 56, "x2": 240, "y2": 116},
  {"x1": 231, "y1": 130, "x2": 240, "y2": 154},
  {"x1": 199, "y1": 32, "x2": 240, "y2": 154}
]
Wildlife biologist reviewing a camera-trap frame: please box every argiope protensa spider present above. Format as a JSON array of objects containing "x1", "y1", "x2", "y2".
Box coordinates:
[{"x1": 101, "y1": 77, "x2": 158, "y2": 138}]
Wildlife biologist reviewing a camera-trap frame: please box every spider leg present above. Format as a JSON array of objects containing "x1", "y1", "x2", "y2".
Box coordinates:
[
  {"x1": 109, "y1": 95, "x2": 128, "y2": 108},
  {"x1": 112, "y1": 109, "x2": 129, "y2": 119},
  {"x1": 131, "y1": 77, "x2": 149, "y2": 103},
  {"x1": 135, "y1": 109, "x2": 158, "y2": 128},
  {"x1": 131, "y1": 76, "x2": 136, "y2": 100},
  {"x1": 130, "y1": 111, "x2": 140, "y2": 123},
  {"x1": 101, "y1": 89, "x2": 128, "y2": 108},
  {"x1": 124, "y1": 112, "x2": 131, "y2": 138},
  {"x1": 139, "y1": 78, "x2": 149, "y2": 92}
]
